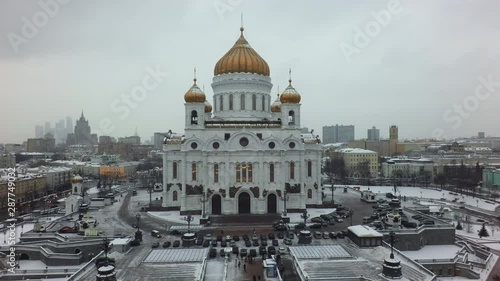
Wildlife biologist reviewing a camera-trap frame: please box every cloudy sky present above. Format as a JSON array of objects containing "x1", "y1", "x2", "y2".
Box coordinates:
[{"x1": 1, "y1": 0, "x2": 499, "y2": 144}]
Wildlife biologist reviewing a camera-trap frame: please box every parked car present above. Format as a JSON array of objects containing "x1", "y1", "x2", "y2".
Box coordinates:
[
  {"x1": 252, "y1": 239, "x2": 259, "y2": 247},
  {"x1": 261, "y1": 239, "x2": 268, "y2": 246},
  {"x1": 173, "y1": 240, "x2": 181, "y2": 247},
  {"x1": 233, "y1": 235, "x2": 240, "y2": 241},
  {"x1": 274, "y1": 224, "x2": 287, "y2": 231},
  {"x1": 163, "y1": 241, "x2": 171, "y2": 248},
  {"x1": 221, "y1": 241, "x2": 227, "y2": 247},
  {"x1": 220, "y1": 249, "x2": 226, "y2": 257},
  {"x1": 245, "y1": 240, "x2": 252, "y2": 247},
  {"x1": 259, "y1": 246, "x2": 267, "y2": 255},
  {"x1": 272, "y1": 239, "x2": 279, "y2": 246},
  {"x1": 243, "y1": 234, "x2": 249, "y2": 241},
  {"x1": 336, "y1": 232, "x2": 344, "y2": 239},
  {"x1": 278, "y1": 247, "x2": 287, "y2": 255},
  {"x1": 240, "y1": 249, "x2": 248, "y2": 257},
  {"x1": 311, "y1": 217, "x2": 325, "y2": 224},
  {"x1": 230, "y1": 241, "x2": 236, "y2": 247},
  {"x1": 284, "y1": 238, "x2": 292, "y2": 245},
  {"x1": 232, "y1": 246, "x2": 239, "y2": 254},
  {"x1": 313, "y1": 231, "x2": 322, "y2": 239},
  {"x1": 202, "y1": 240, "x2": 210, "y2": 247},
  {"x1": 329, "y1": 232, "x2": 337, "y2": 239},
  {"x1": 268, "y1": 233, "x2": 275, "y2": 240},
  {"x1": 211, "y1": 240, "x2": 218, "y2": 247},
  {"x1": 277, "y1": 233, "x2": 285, "y2": 239},
  {"x1": 267, "y1": 246, "x2": 276, "y2": 255},
  {"x1": 249, "y1": 249, "x2": 257, "y2": 257},
  {"x1": 294, "y1": 223, "x2": 306, "y2": 230},
  {"x1": 323, "y1": 232, "x2": 330, "y2": 239},
  {"x1": 209, "y1": 248, "x2": 217, "y2": 258},
  {"x1": 225, "y1": 235, "x2": 232, "y2": 242},
  {"x1": 152, "y1": 242, "x2": 160, "y2": 248},
  {"x1": 310, "y1": 223, "x2": 322, "y2": 229},
  {"x1": 217, "y1": 235, "x2": 223, "y2": 241}
]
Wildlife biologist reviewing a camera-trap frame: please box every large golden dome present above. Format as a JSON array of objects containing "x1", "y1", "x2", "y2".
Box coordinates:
[
  {"x1": 214, "y1": 27, "x2": 270, "y2": 76},
  {"x1": 184, "y1": 78, "x2": 206, "y2": 103},
  {"x1": 280, "y1": 79, "x2": 301, "y2": 104}
]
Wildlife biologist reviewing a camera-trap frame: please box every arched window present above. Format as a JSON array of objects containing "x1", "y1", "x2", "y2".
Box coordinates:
[
  {"x1": 290, "y1": 162, "x2": 295, "y2": 180},
  {"x1": 261, "y1": 95, "x2": 265, "y2": 111},
  {"x1": 236, "y1": 164, "x2": 241, "y2": 182},
  {"x1": 248, "y1": 164, "x2": 253, "y2": 182},
  {"x1": 191, "y1": 110, "x2": 198, "y2": 125},
  {"x1": 307, "y1": 161, "x2": 312, "y2": 177},
  {"x1": 270, "y1": 163, "x2": 274, "y2": 183},
  {"x1": 214, "y1": 164, "x2": 219, "y2": 183},
  {"x1": 229, "y1": 94, "x2": 233, "y2": 110},
  {"x1": 307, "y1": 189, "x2": 312, "y2": 199},
  {"x1": 252, "y1": 94, "x2": 256, "y2": 110},
  {"x1": 74, "y1": 186, "x2": 78, "y2": 193},
  {"x1": 220, "y1": 95, "x2": 223, "y2": 111},
  {"x1": 242, "y1": 164, "x2": 247, "y2": 182},
  {"x1": 173, "y1": 190, "x2": 178, "y2": 201},
  {"x1": 288, "y1": 110, "x2": 295, "y2": 125},
  {"x1": 173, "y1": 162, "x2": 178, "y2": 179},
  {"x1": 192, "y1": 163, "x2": 197, "y2": 181},
  {"x1": 240, "y1": 94, "x2": 245, "y2": 110}
]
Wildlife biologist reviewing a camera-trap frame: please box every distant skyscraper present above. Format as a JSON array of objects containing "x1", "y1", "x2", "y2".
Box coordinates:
[
  {"x1": 389, "y1": 125, "x2": 398, "y2": 140},
  {"x1": 478, "y1": 132, "x2": 485, "y2": 139},
  {"x1": 44, "y1": 122, "x2": 51, "y2": 135},
  {"x1": 74, "y1": 111, "x2": 93, "y2": 145},
  {"x1": 367, "y1": 126, "x2": 380, "y2": 141},
  {"x1": 66, "y1": 116, "x2": 73, "y2": 134},
  {"x1": 55, "y1": 119, "x2": 66, "y2": 144},
  {"x1": 35, "y1": 125, "x2": 44, "y2": 138},
  {"x1": 322, "y1": 125, "x2": 355, "y2": 144}
]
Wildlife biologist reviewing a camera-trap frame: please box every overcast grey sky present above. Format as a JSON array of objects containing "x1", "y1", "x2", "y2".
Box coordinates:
[{"x1": 1, "y1": 0, "x2": 499, "y2": 144}]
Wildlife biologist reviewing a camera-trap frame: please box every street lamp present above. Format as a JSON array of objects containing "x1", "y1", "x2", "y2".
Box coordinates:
[
  {"x1": 199, "y1": 192, "x2": 208, "y2": 218},
  {"x1": 183, "y1": 215, "x2": 194, "y2": 233},
  {"x1": 300, "y1": 209, "x2": 310, "y2": 227},
  {"x1": 330, "y1": 177, "x2": 335, "y2": 205},
  {"x1": 135, "y1": 213, "x2": 141, "y2": 231},
  {"x1": 149, "y1": 181, "x2": 153, "y2": 208},
  {"x1": 279, "y1": 190, "x2": 289, "y2": 216}
]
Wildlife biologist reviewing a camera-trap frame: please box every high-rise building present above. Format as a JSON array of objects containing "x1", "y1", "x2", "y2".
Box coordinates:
[
  {"x1": 55, "y1": 119, "x2": 66, "y2": 144},
  {"x1": 35, "y1": 125, "x2": 44, "y2": 138},
  {"x1": 74, "y1": 111, "x2": 93, "y2": 145},
  {"x1": 389, "y1": 125, "x2": 398, "y2": 140},
  {"x1": 66, "y1": 116, "x2": 73, "y2": 134},
  {"x1": 44, "y1": 122, "x2": 51, "y2": 135},
  {"x1": 478, "y1": 132, "x2": 485, "y2": 139},
  {"x1": 367, "y1": 126, "x2": 380, "y2": 141},
  {"x1": 322, "y1": 125, "x2": 355, "y2": 144}
]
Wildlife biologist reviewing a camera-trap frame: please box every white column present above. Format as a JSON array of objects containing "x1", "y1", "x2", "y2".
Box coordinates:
[{"x1": 162, "y1": 149, "x2": 168, "y2": 207}]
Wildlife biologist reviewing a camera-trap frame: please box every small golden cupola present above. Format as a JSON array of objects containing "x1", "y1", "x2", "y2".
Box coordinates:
[
  {"x1": 280, "y1": 76, "x2": 301, "y2": 104},
  {"x1": 204, "y1": 100, "x2": 212, "y2": 113},
  {"x1": 214, "y1": 27, "x2": 270, "y2": 76},
  {"x1": 184, "y1": 78, "x2": 206, "y2": 103},
  {"x1": 271, "y1": 93, "x2": 282, "y2": 112}
]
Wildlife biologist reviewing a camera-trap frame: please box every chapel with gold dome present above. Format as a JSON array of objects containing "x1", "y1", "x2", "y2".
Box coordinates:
[{"x1": 162, "y1": 26, "x2": 322, "y2": 216}]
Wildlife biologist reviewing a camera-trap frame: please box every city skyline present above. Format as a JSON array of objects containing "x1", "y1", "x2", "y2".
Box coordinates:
[{"x1": 2, "y1": 1, "x2": 500, "y2": 143}]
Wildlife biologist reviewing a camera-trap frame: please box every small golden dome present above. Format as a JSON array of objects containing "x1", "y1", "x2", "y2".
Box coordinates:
[
  {"x1": 204, "y1": 100, "x2": 212, "y2": 113},
  {"x1": 72, "y1": 175, "x2": 83, "y2": 183},
  {"x1": 271, "y1": 94, "x2": 281, "y2": 112},
  {"x1": 280, "y1": 79, "x2": 301, "y2": 104},
  {"x1": 184, "y1": 78, "x2": 206, "y2": 103},
  {"x1": 214, "y1": 27, "x2": 270, "y2": 76}
]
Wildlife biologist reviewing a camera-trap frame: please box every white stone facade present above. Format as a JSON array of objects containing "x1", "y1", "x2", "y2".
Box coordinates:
[{"x1": 162, "y1": 72, "x2": 322, "y2": 215}]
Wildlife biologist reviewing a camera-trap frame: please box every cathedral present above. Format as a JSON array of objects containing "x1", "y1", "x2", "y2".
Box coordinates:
[{"x1": 162, "y1": 27, "x2": 322, "y2": 215}]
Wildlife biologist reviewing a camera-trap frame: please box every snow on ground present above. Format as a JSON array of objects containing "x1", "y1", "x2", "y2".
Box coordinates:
[
  {"x1": 456, "y1": 222, "x2": 500, "y2": 241},
  {"x1": 18, "y1": 260, "x2": 81, "y2": 270},
  {"x1": 356, "y1": 185, "x2": 499, "y2": 211},
  {"x1": 288, "y1": 208, "x2": 337, "y2": 223},
  {"x1": 0, "y1": 222, "x2": 34, "y2": 246},
  {"x1": 402, "y1": 245, "x2": 461, "y2": 260},
  {"x1": 147, "y1": 211, "x2": 201, "y2": 225},
  {"x1": 87, "y1": 185, "x2": 121, "y2": 195}
]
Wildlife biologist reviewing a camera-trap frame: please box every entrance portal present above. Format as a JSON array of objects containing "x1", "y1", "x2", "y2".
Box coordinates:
[
  {"x1": 267, "y1": 194, "x2": 277, "y2": 213},
  {"x1": 238, "y1": 192, "x2": 251, "y2": 214},
  {"x1": 211, "y1": 194, "x2": 221, "y2": 215}
]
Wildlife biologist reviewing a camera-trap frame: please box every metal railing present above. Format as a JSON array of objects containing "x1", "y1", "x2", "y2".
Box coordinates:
[{"x1": 66, "y1": 250, "x2": 104, "y2": 281}]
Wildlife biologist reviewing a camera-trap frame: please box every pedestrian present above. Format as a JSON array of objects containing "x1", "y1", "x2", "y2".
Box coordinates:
[
  {"x1": 238, "y1": 261, "x2": 241, "y2": 268},
  {"x1": 243, "y1": 264, "x2": 246, "y2": 272}
]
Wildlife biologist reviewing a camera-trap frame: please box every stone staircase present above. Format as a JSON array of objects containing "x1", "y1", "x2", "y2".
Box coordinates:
[
  {"x1": 401, "y1": 263, "x2": 427, "y2": 281},
  {"x1": 209, "y1": 214, "x2": 281, "y2": 225}
]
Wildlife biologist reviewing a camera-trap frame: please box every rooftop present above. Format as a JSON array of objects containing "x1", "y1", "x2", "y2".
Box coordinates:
[{"x1": 348, "y1": 225, "x2": 383, "y2": 238}]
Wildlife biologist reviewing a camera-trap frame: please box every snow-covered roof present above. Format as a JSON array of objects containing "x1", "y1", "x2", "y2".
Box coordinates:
[
  {"x1": 336, "y1": 148, "x2": 377, "y2": 154},
  {"x1": 111, "y1": 237, "x2": 132, "y2": 245},
  {"x1": 402, "y1": 245, "x2": 461, "y2": 261},
  {"x1": 348, "y1": 225, "x2": 383, "y2": 238}
]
